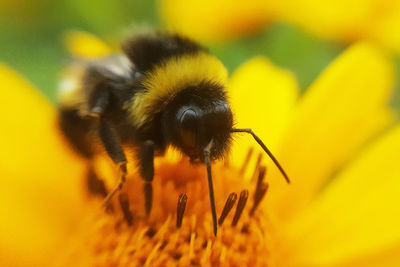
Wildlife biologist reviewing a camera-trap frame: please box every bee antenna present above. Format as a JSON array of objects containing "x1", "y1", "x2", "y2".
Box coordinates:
[
  {"x1": 204, "y1": 139, "x2": 218, "y2": 236},
  {"x1": 231, "y1": 128, "x2": 290, "y2": 184}
]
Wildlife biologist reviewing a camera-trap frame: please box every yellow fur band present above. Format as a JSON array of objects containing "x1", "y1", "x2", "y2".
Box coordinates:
[{"x1": 126, "y1": 52, "x2": 228, "y2": 128}]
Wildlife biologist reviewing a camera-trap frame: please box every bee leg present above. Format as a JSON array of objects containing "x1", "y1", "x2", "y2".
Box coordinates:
[
  {"x1": 137, "y1": 140, "x2": 155, "y2": 216},
  {"x1": 87, "y1": 85, "x2": 110, "y2": 117},
  {"x1": 86, "y1": 163, "x2": 108, "y2": 198},
  {"x1": 98, "y1": 117, "x2": 128, "y2": 208},
  {"x1": 143, "y1": 182, "x2": 153, "y2": 217}
]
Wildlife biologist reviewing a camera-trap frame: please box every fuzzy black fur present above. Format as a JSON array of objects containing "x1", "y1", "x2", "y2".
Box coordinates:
[
  {"x1": 122, "y1": 32, "x2": 206, "y2": 72},
  {"x1": 161, "y1": 81, "x2": 233, "y2": 161},
  {"x1": 58, "y1": 109, "x2": 98, "y2": 158}
]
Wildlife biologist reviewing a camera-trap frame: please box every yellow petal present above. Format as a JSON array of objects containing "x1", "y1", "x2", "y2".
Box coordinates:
[
  {"x1": 63, "y1": 30, "x2": 112, "y2": 58},
  {"x1": 228, "y1": 57, "x2": 299, "y2": 177},
  {"x1": 273, "y1": 0, "x2": 381, "y2": 42},
  {"x1": 274, "y1": 0, "x2": 400, "y2": 55},
  {"x1": 268, "y1": 42, "x2": 395, "y2": 219},
  {"x1": 366, "y1": 1, "x2": 400, "y2": 55},
  {"x1": 159, "y1": 0, "x2": 273, "y2": 43},
  {"x1": 285, "y1": 124, "x2": 400, "y2": 267},
  {"x1": 328, "y1": 242, "x2": 400, "y2": 267},
  {"x1": 0, "y1": 64, "x2": 86, "y2": 265}
]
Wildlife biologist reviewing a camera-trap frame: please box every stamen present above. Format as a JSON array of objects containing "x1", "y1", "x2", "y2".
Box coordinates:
[
  {"x1": 145, "y1": 227, "x2": 157, "y2": 238},
  {"x1": 189, "y1": 232, "x2": 196, "y2": 259},
  {"x1": 155, "y1": 215, "x2": 171, "y2": 240},
  {"x1": 251, "y1": 153, "x2": 263, "y2": 181},
  {"x1": 256, "y1": 165, "x2": 267, "y2": 187},
  {"x1": 118, "y1": 193, "x2": 133, "y2": 226},
  {"x1": 176, "y1": 194, "x2": 188, "y2": 228},
  {"x1": 239, "y1": 148, "x2": 254, "y2": 175},
  {"x1": 144, "y1": 240, "x2": 162, "y2": 267},
  {"x1": 191, "y1": 259, "x2": 201, "y2": 266},
  {"x1": 200, "y1": 240, "x2": 212, "y2": 265},
  {"x1": 218, "y1": 192, "x2": 237, "y2": 226},
  {"x1": 232, "y1": 190, "x2": 249, "y2": 226},
  {"x1": 249, "y1": 166, "x2": 269, "y2": 216},
  {"x1": 220, "y1": 247, "x2": 227, "y2": 263},
  {"x1": 249, "y1": 183, "x2": 269, "y2": 216},
  {"x1": 170, "y1": 251, "x2": 182, "y2": 260},
  {"x1": 241, "y1": 223, "x2": 250, "y2": 233}
]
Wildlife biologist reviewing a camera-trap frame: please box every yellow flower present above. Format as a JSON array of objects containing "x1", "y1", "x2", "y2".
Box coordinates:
[
  {"x1": 0, "y1": 63, "x2": 87, "y2": 266},
  {"x1": 159, "y1": 0, "x2": 400, "y2": 55},
  {"x1": 1, "y1": 32, "x2": 400, "y2": 266},
  {"x1": 158, "y1": 0, "x2": 275, "y2": 43},
  {"x1": 63, "y1": 30, "x2": 113, "y2": 58},
  {"x1": 273, "y1": 0, "x2": 400, "y2": 55}
]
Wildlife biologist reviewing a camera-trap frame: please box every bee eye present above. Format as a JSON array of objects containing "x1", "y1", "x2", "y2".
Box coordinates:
[
  {"x1": 176, "y1": 108, "x2": 199, "y2": 149},
  {"x1": 178, "y1": 108, "x2": 198, "y2": 128}
]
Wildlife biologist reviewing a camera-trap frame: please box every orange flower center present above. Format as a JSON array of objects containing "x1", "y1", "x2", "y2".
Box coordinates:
[{"x1": 59, "y1": 151, "x2": 280, "y2": 266}]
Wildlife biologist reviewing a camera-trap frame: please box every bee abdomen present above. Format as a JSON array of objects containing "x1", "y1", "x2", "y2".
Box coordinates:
[{"x1": 58, "y1": 108, "x2": 99, "y2": 159}]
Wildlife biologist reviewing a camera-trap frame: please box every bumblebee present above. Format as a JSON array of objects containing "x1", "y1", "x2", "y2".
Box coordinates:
[{"x1": 58, "y1": 31, "x2": 289, "y2": 236}]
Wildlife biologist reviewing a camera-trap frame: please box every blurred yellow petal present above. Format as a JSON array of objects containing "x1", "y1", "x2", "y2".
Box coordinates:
[
  {"x1": 274, "y1": 0, "x2": 400, "y2": 55},
  {"x1": 366, "y1": 1, "x2": 400, "y2": 55},
  {"x1": 228, "y1": 57, "x2": 299, "y2": 176},
  {"x1": 328, "y1": 243, "x2": 400, "y2": 267},
  {"x1": 0, "y1": 64, "x2": 86, "y2": 266},
  {"x1": 161, "y1": 0, "x2": 400, "y2": 53},
  {"x1": 159, "y1": 0, "x2": 274, "y2": 43},
  {"x1": 63, "y1": 30, "x2": 112, "y2": 58},
  {"x1": 274, "y1": 0, "x2": 378, "y2": 42},
  {"x1": 269, "y1": 42, "x2": 395, "y2": 219},
  {"x1": 285, "y1": 124, "x2": 400, "y2": 267}
]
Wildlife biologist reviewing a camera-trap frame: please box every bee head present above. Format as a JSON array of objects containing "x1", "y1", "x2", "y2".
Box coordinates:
[{"x1": 162, "y1": 83, "x2": 233, "y2": 161}]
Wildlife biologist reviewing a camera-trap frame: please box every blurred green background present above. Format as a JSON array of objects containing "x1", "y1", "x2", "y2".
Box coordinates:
[{"x1": 1, "y1": 0, "x2": 399, "y2": 109}]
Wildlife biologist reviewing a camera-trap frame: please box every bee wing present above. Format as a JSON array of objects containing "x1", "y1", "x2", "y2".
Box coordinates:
[
  {"x1": 58, "y1": 54, "x2": 135, "y2": 114},
  {"x1": 58, "y1": 59, "x2": 89, "y2": 111},
  {"x1": 89, "y1": 54, "x2": 134, "y2": 81}
]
